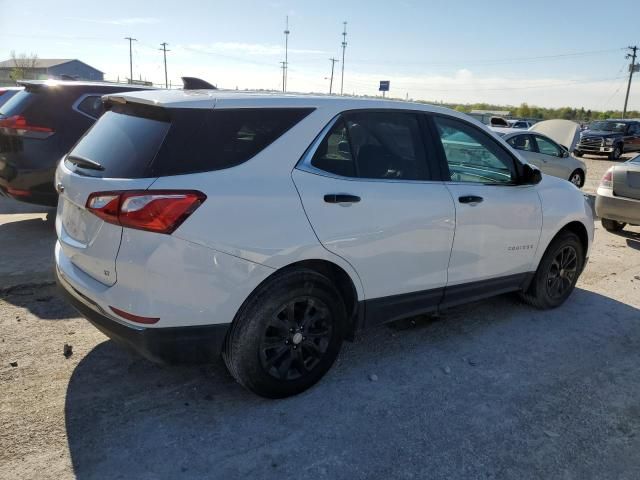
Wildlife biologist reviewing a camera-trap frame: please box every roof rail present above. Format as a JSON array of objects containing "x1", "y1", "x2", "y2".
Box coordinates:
[{"x1": 182, "y1": 77, "x2": 217, "y2": 90}]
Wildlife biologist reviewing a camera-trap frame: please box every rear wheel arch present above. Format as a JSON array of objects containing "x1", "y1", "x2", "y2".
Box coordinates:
[{"x1": 234, "y1": 259, "x2": 361, "y2": 340}]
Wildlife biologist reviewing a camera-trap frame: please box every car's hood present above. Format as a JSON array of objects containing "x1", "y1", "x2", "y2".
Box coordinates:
[
  {"x1": 529, "y1": 119, "x2": 581, "y2": 152},
  {"x1": 580, "y1": 130, "x2": 622, "y2": 139}
]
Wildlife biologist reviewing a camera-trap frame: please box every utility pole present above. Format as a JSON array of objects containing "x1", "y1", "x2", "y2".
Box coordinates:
[
  {"x1": 124, "y1": 37, "x2": 137, "y2": 84},
  {"x1": 282, "y1": 16, "x2": 290, "y2": 92},
  {"x1": 159, "y1": 42, "x2": 170, "y2": 89},
  {"x1": 623, "y1": 45, "x2": 638, "y2": 119},
  {"x1": 340, "y1": 21, "x2": 347, "y2": 95},
  {"x1": 328, "y1": 58, "x2": 339, "y2": 94}
]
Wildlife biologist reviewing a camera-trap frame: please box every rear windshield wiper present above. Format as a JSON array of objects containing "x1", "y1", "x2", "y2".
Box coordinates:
[{"x1": 66, "y1": 154, "x2": 104, "y2": 171}]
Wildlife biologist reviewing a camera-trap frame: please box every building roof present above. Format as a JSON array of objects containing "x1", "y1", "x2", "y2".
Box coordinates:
[{"x1": 0, "y1": 58, "x2": 103, "y2": 72}]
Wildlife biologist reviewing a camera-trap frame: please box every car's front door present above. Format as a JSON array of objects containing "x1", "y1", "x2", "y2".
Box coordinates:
[
  {"x1": 293, "y1": 110, "x2": 456, "y2": 325},
  {"x1": 429, "y1": 114, "x2": 543, "y2": 307},
  {"x1": 530, "y1": 134, "x2": 571, "y2": 179}
]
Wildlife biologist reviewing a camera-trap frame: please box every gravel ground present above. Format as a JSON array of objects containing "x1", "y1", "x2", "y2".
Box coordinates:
[{"x1": 1, "y1": 160, "x2": 639, "y2": 479}]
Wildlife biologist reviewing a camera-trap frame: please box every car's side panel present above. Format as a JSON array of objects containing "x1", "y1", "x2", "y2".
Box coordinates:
[{"x1": 534, "y1": 175, "x2": 594, "y2": 264}]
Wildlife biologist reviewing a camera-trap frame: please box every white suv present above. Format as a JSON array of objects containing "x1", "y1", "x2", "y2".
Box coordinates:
[{"x1": 55, "y1": 90, "x2": 594, "y2": 398}]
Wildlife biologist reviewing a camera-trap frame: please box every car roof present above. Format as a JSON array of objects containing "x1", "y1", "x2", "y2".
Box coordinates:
[
  {"x1": 104, "y1": 88, "x2": 461, "y2": 115},
  {"x1": 17, "y1": 79, "x2": 156, "y2": 90}
]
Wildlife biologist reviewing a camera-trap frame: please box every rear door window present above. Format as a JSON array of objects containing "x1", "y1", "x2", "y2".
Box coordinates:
[
  {"x1": 310, "y1": 111, "x2": 432, "y2": 180},
  {"x1": 67, "y1": 107, "x2": 313, "y2": 178}
]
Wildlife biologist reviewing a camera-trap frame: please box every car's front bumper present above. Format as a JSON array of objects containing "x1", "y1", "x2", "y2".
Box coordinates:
[
  {"x1": 575, "y1": 143, "x2": 614, "y2": 154},
  {"x1": 57, "y1": 267, "x2": 230, "y2": 364},
  {"x1": 595, "y1": 188, "x2": 640, "y2": 225}
]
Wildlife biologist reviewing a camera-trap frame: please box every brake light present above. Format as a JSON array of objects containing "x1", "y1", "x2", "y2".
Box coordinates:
[
  {"x1": 86, "y1": 190, "x2": 206, "y2": 234},
  {"x1": 600, "y1": 168, "x2": 613, "y2": 188},
  {"x1": 0, "y1": 114, "x2": 54, "y2": 138}
]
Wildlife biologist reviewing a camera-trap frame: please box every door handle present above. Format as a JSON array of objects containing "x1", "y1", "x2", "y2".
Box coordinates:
[
  {"x1": 324, "y1": 194, "x2": 361, "y2": 204},
  {"x1": 458, "y1": 195, "x2": 483, "y2": 205}
]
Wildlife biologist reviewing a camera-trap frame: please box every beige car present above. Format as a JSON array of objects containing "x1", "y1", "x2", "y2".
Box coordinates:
[{"x1": 596, "y1": 155, "x2": 640, "y2": 232}]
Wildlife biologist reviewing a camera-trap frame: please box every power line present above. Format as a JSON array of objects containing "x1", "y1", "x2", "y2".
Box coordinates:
[
  {"x1": 124, "y1": 37, "x2": 137, "y2": 84},
  {"x1": 623, "y1": 46, "x2": 638, "y2": 119},
  {"x1": 159, "y1": 42, "x2": 170, "y2": 89},
  {"x1": 340, "y1": 21, "x2": 347, "y2": 95},
  {"x1": 328, "y1": 57, "x2": 339, "y2": 94}
]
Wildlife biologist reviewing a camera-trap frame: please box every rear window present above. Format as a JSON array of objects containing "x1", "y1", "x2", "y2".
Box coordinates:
[{"x1": 67, "y1": 106, "x2": 314, "y2": 178}]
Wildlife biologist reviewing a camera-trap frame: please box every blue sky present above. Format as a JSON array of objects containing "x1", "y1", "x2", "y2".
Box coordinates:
[{"x1": 1, "y1": 0, "x2": 639, "y2": 110}]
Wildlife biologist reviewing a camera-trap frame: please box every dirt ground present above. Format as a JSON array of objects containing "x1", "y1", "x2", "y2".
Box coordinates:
[{"x1": 1, "y1": 155, "x2": 639, "y2": 479}]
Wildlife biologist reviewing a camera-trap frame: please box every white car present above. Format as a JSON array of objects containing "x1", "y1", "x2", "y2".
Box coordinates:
[
  {"x1": 55, "y1": 91, "x2": 594, "y2": 398},
  {"x1": 502, "y1": 131, "x2": 587, "y2": 187}
]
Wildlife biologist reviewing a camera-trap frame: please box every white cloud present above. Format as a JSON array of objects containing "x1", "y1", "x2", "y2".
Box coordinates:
[
  {"x1": 72, "y1": 17, "x2": 161, "y2": 26},
  {"x1": 179, "y1": 42, "x2": 328, "y2": 57}
]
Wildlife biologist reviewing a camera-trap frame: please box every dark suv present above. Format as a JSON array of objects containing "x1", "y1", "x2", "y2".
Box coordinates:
[
  {"x1": 0, "y1": 80, "x2": 153, "y2": 206},
  {"x1": 574, "y1": 119, "x2": 640, "y2": 160}
]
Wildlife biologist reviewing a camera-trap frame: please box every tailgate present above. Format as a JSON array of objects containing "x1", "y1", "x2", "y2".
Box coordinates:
[
  {"x1": 613, "y1": 163, "x2": 640, "y2": 201},
  {"x1": 55, "y1": 161, "x2": 157, "y2": 285}
]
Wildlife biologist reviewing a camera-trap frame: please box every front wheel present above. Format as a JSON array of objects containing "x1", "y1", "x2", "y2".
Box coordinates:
[
  {"x1": 609, "y1": 144, "x2": 622, "y2": 160},
  {"x1": 569, "y1": 169, "x2": 585, "y2": 188},
  {"x1": 574, "y1": 150, "x2": 584, "y2": 157},
  {"x1": 223, "y1": 268, "x2": 346, "y2": 398},
  {"x1": 519, "y1": 232, "x2": 584, "y2": 309},
  {"x1": 601, "y1": 218, "x2": 626, "y2": 232}
]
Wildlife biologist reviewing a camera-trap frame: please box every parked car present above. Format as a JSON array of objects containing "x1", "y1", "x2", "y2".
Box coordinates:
[
  {"x1": 574, "y1": 119, "x2": 640, "y2": 160},
  {"x1": 55, "y1": 91, "x2": 594, "y2": 398},
  {"x1": 507, "y1": 119, "x2": 533, "y2": 129},
  {"x1": 0, "y1": 80, "x2": 154, "y2": 206},
  {"x1": 595, "y1": 155, "x2": 640, "y2": 231},
  {"x1": 0, "y1": 86, "x2": 23, "y2": 108},
  {"x1": 503, "y1": 131, "x2": 587, "y2": 187}
]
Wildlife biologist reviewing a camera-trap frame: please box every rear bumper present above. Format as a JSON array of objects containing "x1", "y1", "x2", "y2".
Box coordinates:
[
  {"x1": 57, "y1": 267, "x2": 230, "y2": 364},
  {"x1": 595, "y1": 188, "x2": 640, "y2": 224},
  {"x1": 0, "y1": 166, "x2": 58, "y2": 206}
]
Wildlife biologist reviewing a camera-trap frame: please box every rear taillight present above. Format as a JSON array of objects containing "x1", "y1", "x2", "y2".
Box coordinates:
[
  {"x1": 600, "y1": 168, "x2": 613, "y2": 188},
  {"x1": 86, "y1": 190, "x2": 206, "y2": 234},
  {"x1": 0, "y1": 114, "x2": 54, "y2": 139}
]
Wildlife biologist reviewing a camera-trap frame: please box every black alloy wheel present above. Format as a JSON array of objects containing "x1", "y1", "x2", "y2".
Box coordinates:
[
  {"x1": 545, "y1": 245, "x2": 578, "y2": 299},
  {"x1": 260, "y1": 297, "x2": 333, "y2": 381}
]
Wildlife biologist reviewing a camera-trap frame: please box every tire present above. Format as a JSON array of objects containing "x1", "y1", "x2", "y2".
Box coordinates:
[
  {"x1": 568, "y1": 169, "x2": 585, "y2": 188},
  {"x1": 519, "y1": 232, "x2": 584, "y2": 309},
  {"x1": 601, "y1": 218, "x2": 626, "y2": 232},
  {"x1": 223, "y1": 268, "x2": 347, "y2": 398},
  {"x1": 574, "y1": 150, "x2": 583, "y2": 157},
  {"x1": 609, "y1": 144, "x2": 622, "y2": 160}
]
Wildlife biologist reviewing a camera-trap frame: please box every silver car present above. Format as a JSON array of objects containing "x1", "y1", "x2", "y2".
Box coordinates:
[
  {"x1": 503, "y1": 131, "x2": 587, "y2": 187},
  {"x1": 595, "y1": 155, "x2": 640, "y2": 232}
]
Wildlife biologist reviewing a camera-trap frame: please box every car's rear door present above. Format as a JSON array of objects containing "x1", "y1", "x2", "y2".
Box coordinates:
[
  {"x1": 55, "y1": 108, "x2": 169, "y2": 286},
  {"x1": 293, "y1": 110, "x2": 455, "y2": 324},
  {"x1": 429, "y1": 114, "x2": 542, "y2": 306}
]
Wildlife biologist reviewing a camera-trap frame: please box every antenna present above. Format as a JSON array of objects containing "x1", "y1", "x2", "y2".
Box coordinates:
[{"x1": 340, "y1": 21, "x2": 347, "y2": 95}]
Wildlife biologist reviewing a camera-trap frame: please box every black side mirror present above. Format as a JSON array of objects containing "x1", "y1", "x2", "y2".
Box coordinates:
[{"x1": 522, "y1": 163, "x2": 542, "y2": 185}]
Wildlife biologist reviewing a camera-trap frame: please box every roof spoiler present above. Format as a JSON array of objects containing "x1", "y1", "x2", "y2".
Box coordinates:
[{"x1": 181, "y1": 77, "x2": 217, "y2": 90}]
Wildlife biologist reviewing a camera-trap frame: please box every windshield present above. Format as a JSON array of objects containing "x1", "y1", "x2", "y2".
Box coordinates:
[
  {"x1": 0, "y1": 90, "x2": 34, "y2": 116},
  {"x1": 589, "y1": 121, "x2": 627, "y2": 133}
]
